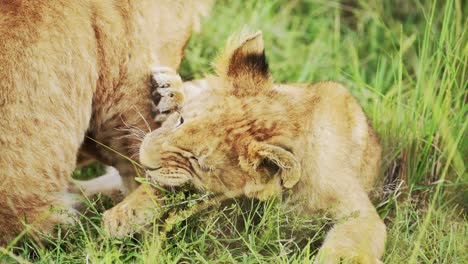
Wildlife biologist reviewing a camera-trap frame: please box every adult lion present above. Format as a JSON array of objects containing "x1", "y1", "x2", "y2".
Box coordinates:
[{"x1": 0, "y1": 0, "x2": 212, "y2": 245}]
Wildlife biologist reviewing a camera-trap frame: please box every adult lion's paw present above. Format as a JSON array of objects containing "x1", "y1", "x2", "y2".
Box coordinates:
[
  {"x1": 102, "y1": 200, "x2": 157, "y2": 238},
  {"x1": 150, "y1": 66, "x2": 185, "y2": 123}
]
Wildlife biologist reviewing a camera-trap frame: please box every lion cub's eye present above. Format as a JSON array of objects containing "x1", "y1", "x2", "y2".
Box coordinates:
[{"x1": 175, "y1": 116, "x2": 184, "y2": 128}]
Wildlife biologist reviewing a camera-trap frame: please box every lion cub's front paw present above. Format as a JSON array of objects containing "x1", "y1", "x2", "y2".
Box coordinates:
[
  {"x1": 150, "y1": 66, "x2": 185, "y2": 123},
  {"x1": 102, "y1": 201, "x2": 156, "y2": 238}
]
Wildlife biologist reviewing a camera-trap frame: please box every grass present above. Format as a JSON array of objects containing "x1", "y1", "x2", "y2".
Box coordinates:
[{"x1": 2, "y1": 0, "x2": 467, "y2": 263}]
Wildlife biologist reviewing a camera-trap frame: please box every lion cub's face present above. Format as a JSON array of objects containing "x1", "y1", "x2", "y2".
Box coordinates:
[{"x1": 140, "y1": 32, "x2": 301, "y2": 200}]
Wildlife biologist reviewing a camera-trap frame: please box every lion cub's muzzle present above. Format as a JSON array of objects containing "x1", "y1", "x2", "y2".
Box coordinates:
[{"x1": 145, "y1": 167, "x2": 192, "y2": 187}]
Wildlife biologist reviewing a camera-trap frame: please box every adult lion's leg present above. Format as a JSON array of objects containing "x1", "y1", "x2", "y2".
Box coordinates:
[
  {"x1": 0, "y1": 129, "x2": 85, "y2": 246},
  {"x1": 74, "y1": 166, "x2": 126, "y2": 200},
  {"x1": 0, "y1": 190, "x2": 79, "y2": 246},
  {"x1": 0, "y1": 81, "x2": 94, "y2": 246}
]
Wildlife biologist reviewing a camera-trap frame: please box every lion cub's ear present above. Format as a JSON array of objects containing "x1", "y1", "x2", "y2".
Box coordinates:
[
  {"x1": 241, "y1": 142, "x2": 301, "y2": 189},
  {"x1": 215, "y1": 30, "x2": 273, "y2": 97}
]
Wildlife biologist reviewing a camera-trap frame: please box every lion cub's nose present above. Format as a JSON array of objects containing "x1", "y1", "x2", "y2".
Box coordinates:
[{"x1": 140, "y1": 135, "x2": 162, "y2": 169}]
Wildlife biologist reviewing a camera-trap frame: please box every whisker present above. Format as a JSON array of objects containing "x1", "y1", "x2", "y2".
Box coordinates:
[
  {"x1": 133, "y1": 106, "x2": 152, "y2": 133},
  {"x1": 114, "y1": 118, "x2": 148, "y2": 142},
  {"x1": 119, "y1": 115, "x2": 147, "y2": 137},
  {"x1": 114, "y1": 132, "x2": 145, "y2": 142}
]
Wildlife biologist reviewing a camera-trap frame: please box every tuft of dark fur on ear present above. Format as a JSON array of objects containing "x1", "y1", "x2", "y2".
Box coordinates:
[
  {"x1": 227, "y1": 51, "x2": 270, "y2": 81},
  {"x1": 215, "y1": 31, "x2": 273, "y2": 97}
]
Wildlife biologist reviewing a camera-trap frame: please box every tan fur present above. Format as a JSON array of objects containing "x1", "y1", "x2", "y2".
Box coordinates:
[
  {"x1": 105, "y1": 32, "x2": 386, "y2": 263},
  {"x1": 0, "y1": 0, "x2": 212, "y2": 245}
]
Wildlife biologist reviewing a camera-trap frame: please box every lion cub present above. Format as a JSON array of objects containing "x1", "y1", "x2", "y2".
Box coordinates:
[{"x1": 107, "y1": 31, "x2": 386, "y2": 263}]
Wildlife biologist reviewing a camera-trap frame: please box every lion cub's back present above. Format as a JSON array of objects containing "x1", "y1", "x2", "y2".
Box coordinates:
[{"x1": 275, "y1": 82, "x2": 381, "y2": 191}]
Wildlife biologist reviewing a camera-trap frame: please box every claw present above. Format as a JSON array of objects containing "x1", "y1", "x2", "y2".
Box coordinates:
[{"x1": 149, "y1": 66, "x2": 184, "y2": 124}]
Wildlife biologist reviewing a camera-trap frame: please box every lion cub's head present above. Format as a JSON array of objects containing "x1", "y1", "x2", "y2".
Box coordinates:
[{"x1": 140, "y1": 31, "x2": 303, "y2": 200}]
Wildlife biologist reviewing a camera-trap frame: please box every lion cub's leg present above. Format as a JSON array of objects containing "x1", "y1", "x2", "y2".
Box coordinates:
[
  {"x1": 102, "y1": 184, "x2": 161, "y2": 237},
  {"x1": 313, "y1": 185, "x2": 386, "y2": 264}
]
